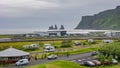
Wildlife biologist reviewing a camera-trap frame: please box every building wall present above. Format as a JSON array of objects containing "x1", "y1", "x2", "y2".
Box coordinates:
[
  {"x1": 106, "y1": 32, "x2": 120, "y2": 38},
  {"x1": 48, "y1": 31, "x2": 61, "y2": 36},
  {"x1": 35, "y1": 32, "x2": 49, "y2": 36}
]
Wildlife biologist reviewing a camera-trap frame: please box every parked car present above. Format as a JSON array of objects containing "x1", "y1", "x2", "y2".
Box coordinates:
[
  {"x1": 91, "y1": 60, "x2": 101, "y2": 66},
  {"x1": 74, "y1": 41, "x2": 81, "y2": 46},
  {"x1": 16, "y1": 59, "x2": 29, "y2": 66},
  {"x1": 112, "y1": 59, "x2": 118, "y2": 64},
  {"x1": 83, "y1": 61, "x2": 95, "y2": 67},
  {"x1": 91, "y1": 51, "x2": 98, "y2": 56},
  {"x1": 104, "y1": 60, "x2": 110, "y2": 65},
  {"x1": 47, "y1": 54, "x2": 57, "y2": 60}
]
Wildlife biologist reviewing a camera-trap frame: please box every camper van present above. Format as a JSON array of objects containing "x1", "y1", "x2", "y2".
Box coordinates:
[
  {"x1": 88, "y1": 39, "x2": 94, "y2": 43},
  {"x1": 23, "y1": 44, "x2": 39, "y2": 49},
  {"x1": 102, "y1": 40, "x2": 113, "y2": 43},
  {"x1": 44, "y1": 44, "x2": 55, "y2": 52}
]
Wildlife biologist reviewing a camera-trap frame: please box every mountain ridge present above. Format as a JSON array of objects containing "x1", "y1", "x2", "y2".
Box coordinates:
[{"x1": 76, "y1": 6, "x2": 120, "y2": 30}]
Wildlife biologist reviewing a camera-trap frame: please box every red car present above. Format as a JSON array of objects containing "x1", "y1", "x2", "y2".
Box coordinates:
[
  {"x1": 104, "y1": 60, "x2": 110, "y2": 65},
  {"x1": 91, "y1": 60, "x2": 101, "y2": 66}
]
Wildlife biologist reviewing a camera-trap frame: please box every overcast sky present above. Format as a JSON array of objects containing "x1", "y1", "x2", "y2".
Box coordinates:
[{"x1": 0, "y1": 0, "x2": 120, "y2": 34}]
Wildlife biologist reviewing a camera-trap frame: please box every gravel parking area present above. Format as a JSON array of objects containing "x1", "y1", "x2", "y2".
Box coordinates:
[{"x1": 2, "y1": 52, "x2": 93, "y2": 68}]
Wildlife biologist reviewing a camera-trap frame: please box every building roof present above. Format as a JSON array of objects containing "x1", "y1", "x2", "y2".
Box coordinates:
[
  {"x1": 47, "y1": 29, "x2": 66, "y2": 32},
  {"x1": 0, "y1": 47, "x2": 29, "y2": 57}
]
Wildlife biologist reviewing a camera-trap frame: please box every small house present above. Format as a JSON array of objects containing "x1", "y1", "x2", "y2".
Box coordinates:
[{"x1": 0, "y1": 47, "x2": 29, "y2": 64}]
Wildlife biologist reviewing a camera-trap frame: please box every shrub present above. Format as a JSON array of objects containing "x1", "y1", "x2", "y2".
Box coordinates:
[
  {"x1": 98, "y1": 42, "x2": 120, "y2": 60},
  {"x1": 61, "y1": 40, "x2": 72, "y2": 48}
]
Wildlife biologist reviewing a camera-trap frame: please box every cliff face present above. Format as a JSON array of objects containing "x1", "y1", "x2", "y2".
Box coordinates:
[{"x1": 76, "y1": 6, "x2": 120, "y2": 30}]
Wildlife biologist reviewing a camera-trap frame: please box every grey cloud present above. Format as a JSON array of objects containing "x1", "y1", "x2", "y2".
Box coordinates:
[{"x1": 0, "y1": 0, "x2": 120, "y2": 32}]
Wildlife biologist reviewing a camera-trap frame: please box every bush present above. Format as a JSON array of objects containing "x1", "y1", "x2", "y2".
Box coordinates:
[
  {"x1": 61, "y1": 40, "x2": 72, "y2": 48},
  {"x1": 81, "y1": 41, "x2": 89, "y2": 46},
  {"x1": 98, "y1": 42, "x2": 120, "y2": 60}
]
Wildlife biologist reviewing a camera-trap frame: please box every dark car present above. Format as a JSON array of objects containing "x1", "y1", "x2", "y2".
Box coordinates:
[
  {"x1": 47, "y1": 54, "x2": 57, "y2": 60},
  {"x1": 91, "y1": 51, "x2": 99, "y2": 56},
  {"x1": 91, "y1": 60, "x2": 101, "y2": 66},
  {"x1": 83, "y1": 61, "x2": 95, "y2": 67},
  {"x1": 74, "y1": 41, "x2": 81, "y2": 46}
]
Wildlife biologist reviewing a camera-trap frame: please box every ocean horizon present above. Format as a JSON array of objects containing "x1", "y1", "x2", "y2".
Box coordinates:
[{"x1": 0, "y1": 29, "x2": 118, "y2": 35}]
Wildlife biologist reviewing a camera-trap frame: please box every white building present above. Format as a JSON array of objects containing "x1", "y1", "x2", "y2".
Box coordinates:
[
  {"x1": 48, "y1": 29, "x2": 66, "y2": 36},
  {"x1": 34, "y1": 25, "x2": 67, "y2": 37},
  {"x1": 34, "y1": 31, "x2": 49, "y2": 36},
  {"x1": 105, "y1": 31, "x2": 120, "y2": 38},
  {"x1": 0, "y1": 38, "x2": 12, "y2": 41}
]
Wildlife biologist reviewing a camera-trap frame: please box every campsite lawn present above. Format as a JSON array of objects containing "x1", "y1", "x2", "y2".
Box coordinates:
[
  {"x1": 0, "y1": 40, "x2": 103, "y2": 59},
  {"x1": 96, "y1": 64, "x2": 120, "y2": 68},
  {"x1": 26, "y1": 60, "x2": 87, "y2": 68},
  {"x1": 26, "y1": 60, "x2": 120, "y2": 68},
  {"x1": 0, "y1": 40, "x2": 102, "y2": 51}
]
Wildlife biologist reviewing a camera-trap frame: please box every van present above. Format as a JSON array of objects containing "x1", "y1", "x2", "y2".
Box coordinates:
[{"x1": 16, "y1": 59, "x2": 29, "y2": 65}]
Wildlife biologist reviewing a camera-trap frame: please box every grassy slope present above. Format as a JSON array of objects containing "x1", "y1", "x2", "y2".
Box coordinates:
[
  {"x1": 95, "y1": 64, "x2": 120, "y2": 68},
  {"x1": 76, "y1": 6, "x2": 120, "y2": 30},
  {"x1": 26, "y1": 60, "x2": 87, "y2": 68},
  {"x1": 26, "y1": 60, "x2": 120, "y2": 68}
]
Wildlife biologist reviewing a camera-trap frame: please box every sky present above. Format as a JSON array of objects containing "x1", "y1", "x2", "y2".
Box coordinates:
[{"x1": 0, "y1": 0, "x2": 120, "y2": 34}]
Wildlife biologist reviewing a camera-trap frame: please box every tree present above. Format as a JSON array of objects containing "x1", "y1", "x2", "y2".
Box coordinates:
[{"x1": 98, "y1": 42, "x2": 120, "y2": 60}]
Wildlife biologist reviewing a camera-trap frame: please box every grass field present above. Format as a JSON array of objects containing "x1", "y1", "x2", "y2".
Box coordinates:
[
  {"x1": 0, "y1": 40, "x2": 103, "y2": 59},
  {"x1": 0, "y1": 41, "x2": 62, "y2": 50},
  {"x1": 26, "y1": 60, "x2": 120, "y2": 68},
  {"x1": 0, "y1": 35, "x2": 13, "y2": 38},
  {"x1": 26, "y1": 60, "x2": 87, "y2": 68},
  {"x1": 0, "y1": 40, "x2": 102, "y2": 50},
  {"x1": 97, "y1": 64, "x2": 120, "y2": 68}
]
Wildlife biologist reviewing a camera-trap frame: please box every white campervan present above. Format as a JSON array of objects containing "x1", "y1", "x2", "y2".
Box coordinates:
[
  {"x1": 102, "y1": 40, "x2": 113, "y2": 43},
  {"x1": 23, "y1": 44, "x2": 39, "y2": 49},
  {"x1": 44, "y1": 44, "x2": 55, "y2": 52}
]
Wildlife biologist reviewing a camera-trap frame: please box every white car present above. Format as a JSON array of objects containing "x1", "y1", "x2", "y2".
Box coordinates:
[
  {"x1": 47, "y1": 54, "x2": 57, "y2": 60},
  {"x1": 16, "y1": 59, "x2": 29, "y2": 66},
  {"x1": 83, "y1": 61, "x2": 95, "y2": 66},
  {"x1": 112, "y1": 59, "x2": 118, "y2": 64}
]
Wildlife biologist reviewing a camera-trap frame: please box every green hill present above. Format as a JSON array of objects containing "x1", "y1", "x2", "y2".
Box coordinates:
[{"x1": 76, "y1": 6, "x2": 120, "y2": 30}]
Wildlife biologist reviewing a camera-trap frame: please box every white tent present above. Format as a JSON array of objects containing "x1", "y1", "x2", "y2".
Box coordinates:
[{"x1": 0, "y1": 47, "x2": 29, "y2": 57}]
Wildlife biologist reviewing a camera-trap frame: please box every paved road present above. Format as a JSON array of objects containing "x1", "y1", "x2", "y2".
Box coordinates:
[
  {"x1": 0, "y1": 37, "x2": 110, "y2": 43},
  {"x1": 2, "y1": 52, "x2": 93, "y2": 68}
]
